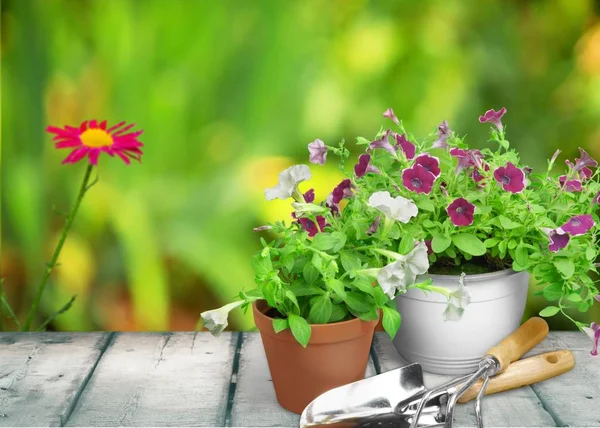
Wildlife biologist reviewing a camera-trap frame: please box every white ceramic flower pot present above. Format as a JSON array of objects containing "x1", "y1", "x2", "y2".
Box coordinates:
[{"x1": 393, "y1": 269, "x2": 529, "y2": 375}]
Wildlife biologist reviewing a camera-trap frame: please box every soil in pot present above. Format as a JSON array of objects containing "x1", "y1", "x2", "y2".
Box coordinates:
[{"x1": 252, "y1": 300, "x2": 378, "y2": 414}]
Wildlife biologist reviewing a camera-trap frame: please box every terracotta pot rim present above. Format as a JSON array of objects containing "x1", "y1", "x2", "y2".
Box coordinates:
[{"x1": 253, "y1": 300, "x2": 378, "y2": 344}]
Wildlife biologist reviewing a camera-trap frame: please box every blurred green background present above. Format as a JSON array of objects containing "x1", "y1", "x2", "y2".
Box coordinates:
[{"x1": 2, "y1": 0, "x2": 599, "y2": 332}]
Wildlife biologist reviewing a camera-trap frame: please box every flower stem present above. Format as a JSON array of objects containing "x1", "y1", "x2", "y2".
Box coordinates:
[{"x1": 22, "y1": 164, "x2": 94, "y2": 331}]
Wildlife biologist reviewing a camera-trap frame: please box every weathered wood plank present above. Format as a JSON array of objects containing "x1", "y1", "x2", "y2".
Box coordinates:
[
  {"x1": 527, "y1": 332, "x2": 600, "y2": 427},
  {"x1": 65, "y1": 332, "x2": 237, "y2": 427},
  {"x1": 230, "y1": 332, "x2": 377, "y2": 427},
  {"x1": 0, "y1": 332, "x2": 110, "y2": 427},
  {"x1": 372, "y1": 333, "x2": 558, "y2": 428}
]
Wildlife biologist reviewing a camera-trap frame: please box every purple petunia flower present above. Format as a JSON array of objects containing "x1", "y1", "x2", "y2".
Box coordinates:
[
  {"x1": 354, "y1": 154, "x2": 380, "y2": 178},
  {"x1": 383, "y1": 108, "x2": 400, "y2": 125},
  {"x1": 543, "y1": 228, "x2": 570, "y2": 253},
  {"x1": 446, "y1": 198, "x2": 476, "y2": 226},
  {"x1": 583, "y1": 322, "x2": 600, "y2": 356},
  {"x1": 595, "y1": 295, "x2": 600, "y2": 303},
  {"x1": 566, "y1": 159, "x2": 594, "y2": 181},
  {"x1": 559, "y1": 175, "x2": 582, "y2": 192},
  {"x1": 394, "y1": 133, "x2": 416, "y2": 160},
  {"x1": 425, "y1": 239, "x2": 433, "y2": 255},
  {"x1": 451, "y1": 148, "x2": 484, "y2": 175},
  {"x1": 472, "y1": 163, "x2": 490, "y2": 183},
  {"x1": 325, "y1": 193, "x2": 340, "y2": 216},
  {"x1": 479, "y1": 107, "x2": 507, "y2": 133},
  {"x1": 432, "y1": 120, "x2": 451, "y2": 149},
  {"x1": 414, "y1": 153, "x2": 441, "y2": 177},
  {"x1": 557, "y1": 214, "x2": 595, "y2": 236},
  {"x1": 366, "y1": 216, "x2": 381, "y2": 235},
  {"x1": 494, "y1": 162, "x2": 526, "y2": 193},
  {"x1": 303, "y1": 188, "x2": 315, "y2": 203},
  {"x1": 298, "y1": 216, "x2": 327, "y2": 237},
  {"x1": 402, "y1": 164, "x2": 436, "y2": 194},
  {"x1": 369, "y1": 130, "x2": 396, "y2": 156},
  {"x1": 308, "y1": 139, "x2": 328, "y2": 165},
  {"x1": 573, "y1": 148, "x2": 598, "y2": 172},
  {"x1": 332, "y1": 179, "x2": 355, "y2": 204},
  {"x1": 594, "y1": 191, "x2": 600, "y2": 206}
]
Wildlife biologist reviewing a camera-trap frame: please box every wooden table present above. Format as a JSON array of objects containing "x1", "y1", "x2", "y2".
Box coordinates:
[{"x1": 0, "y1": 332, "x2": 597, "y2": 427}]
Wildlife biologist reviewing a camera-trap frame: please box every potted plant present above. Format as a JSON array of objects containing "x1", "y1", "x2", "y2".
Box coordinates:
[
  {"x1": 200, "y1": 146, "x2": 441, "y2": 413},
  {"x1": 369, "y1": 107, "x2": 599, "y2": 374}
]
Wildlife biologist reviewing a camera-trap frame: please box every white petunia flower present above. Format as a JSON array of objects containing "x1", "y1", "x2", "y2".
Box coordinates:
[
  {"x1": 443, "y1": 273, "x2": 472, "y2": 322},
  {"x1": 200, "y1": 300, "x2": 245, "y2": 336},
  {"x1": 368, "y1": 191, "x2": 418, "y2": 223},
  {"x1": 376, "y1": 242, "x2": 430, "y2": 299},
  {"x1": 265, "y1": 165, "x2": 312, "y2": 201}
]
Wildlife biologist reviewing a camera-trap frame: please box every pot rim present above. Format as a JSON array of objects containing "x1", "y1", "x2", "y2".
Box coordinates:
[
  {"x1": 422, "y1": 267, "x2": 522, "y2": 283},
  {"x1": 252, "y1": 300, "x2": 378, "y2": 344}
]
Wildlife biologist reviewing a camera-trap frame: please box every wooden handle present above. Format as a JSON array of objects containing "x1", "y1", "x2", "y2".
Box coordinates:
[
  {"x1": 458, "y1": 350, "x2": 574, "y2": 403},
  {"x1": 486, "y1": 317, "x2": 549, "y2": 372}
]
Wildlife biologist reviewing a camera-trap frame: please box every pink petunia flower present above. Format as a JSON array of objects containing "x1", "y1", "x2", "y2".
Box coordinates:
[
  {"x1": 432, "y1": 120, "x2": 451, "y2": 149},
  {"x1": 383, "y1": 108, "x2": 400, "y2": 125},
  {"x1": 298, "y1": 216, "x2": 327, "y2": 237},
  {"x1": 414, "y1": 153, "x2": 441, "y2": 177},
  {"x1": 573, "y1": 148, "x2": 598, "y2": 172},
  {"x1": 424, "y1": 239, "x2": 433, "y2": 255},
  {"x1": 479, "y1": 107, "x2": 507, "y2": 133},
  {"x1": 582, "y1": 322, "x2": 600, "y2": 356},
  {"x1": 47, "y1": 120, "x2": 144, "y2": 165},
  {"x1": 559, "y1": 175, "x2": 582, "y2": 192},
  {"x1": 394, "y1": 133, "x2": 416, "y2": 160},
  {"x1": 369, "y1": 130, "x2": 396, "y2": 156},
  {"x1": 557, "y1": 215, "x2": 595, "y2": 236},
  {"x1": 446, "y1": 198, "x2": 476, "y2": 226},
  {"x1": 494, "y1": 162, "x2": 526, "y2": 193},
  {"x1": 472, "y1": 163, "x2": 490, "y2": 183},
  {"x1": 308, "y1": 139, "x2": 328, "y2": 165},
  {"x1": 354, "y1": 154, "x2": 380, "y2": 178},
  {"x1": 594, "y1": 191, "x2": 600, "y2": 206},
  {"x1": 543, "y1": 228, "x2": 570, "y2": 253},
  {"x1": 402, "y1": 164, "x2": 436, "y2": 194},
  {"x1": 332, "y1": 179, "x2": 355, "y2": 204},
  {"x1": 451, "y1": 148, "x2": 484, "y2": 175}
]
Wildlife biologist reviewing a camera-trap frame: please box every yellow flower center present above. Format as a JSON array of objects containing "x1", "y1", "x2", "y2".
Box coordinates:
[{"x1": 80, "y1": 128, "x2": 114, "y2": 148}]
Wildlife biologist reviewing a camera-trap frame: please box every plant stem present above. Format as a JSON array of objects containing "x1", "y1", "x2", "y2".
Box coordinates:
[{"x1": 22, "y1": 164, "x2": 94, "y2": 331}]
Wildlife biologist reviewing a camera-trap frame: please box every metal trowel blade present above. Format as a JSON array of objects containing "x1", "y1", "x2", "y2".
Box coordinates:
[{"x1": 300, "y1": 363, "x2": 443, "y2": 428}]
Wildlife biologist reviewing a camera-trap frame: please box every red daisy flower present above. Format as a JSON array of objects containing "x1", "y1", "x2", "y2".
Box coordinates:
[{"x1": 47, "y1": 120, "x2": 144, "y2": 165}]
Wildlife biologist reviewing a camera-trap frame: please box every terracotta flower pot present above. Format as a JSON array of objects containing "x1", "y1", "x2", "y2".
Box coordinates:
[{"x1": 252, "y1": 300, "x2": 378, "y2": 414}]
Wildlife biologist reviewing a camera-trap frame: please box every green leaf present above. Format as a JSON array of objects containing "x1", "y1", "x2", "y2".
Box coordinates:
[
  {"x1": 553, "y1": 259, "x2": 575, "y2": 279},
  {"x1": 431, "y1": 234, "x2": 451, "y2": 253},
  {"x1": 251, "y1": 254, "x2": 272, "y2": 277},
  {"x1": 381, "y1": 306, "x2": 401, "y2": 339},
  {"x1": 329, "y1": 305, "x2": 348, "y2": 322},
  {"x1": 539, "y1": 306, "x2": 560, "y2": 317},
  {"x1": 398, "y1": 234, "x2": 414, "y2": 255},
  {"x1": 311, "y1": 232, "x2": 346, "y2": 252},
  {"x1": 285, "y1": 290, "x2": 300, "y2": 312},
  {"x1": 272, "y1": 318, "x2": 289, "y2": 333},
  {"x1": 498, "y1": 216, "x2": 522, "y2": 230},
  {"x1": 327, "y1": 278, "x2": 347, "y2": 299},
  {"x1": 515, "y1": 243, "x2": 529, "y2": 267},
  {"x1": 356, "y1": 136, "x2": 370, "y2": 146},
  {"x1": 484, "y1": 238, "x2": 500, "y2": 248},
  {"x1": 344, "y1": 292, "x2": 372, "y2": 312},
  {"x1": 566, "y1": 293, "x2": 582, "y2": 303},
  {"x1": 415, "y1": 197, "x2": 435, "y2": 212},
  {"x1": 373, "y1": 286, "x2": 388, "y2": 307},
  {"x1": 311, "y1": 252, "x2": 323, "y2": 271},
  {"x1": 586, "y1": 247, "x2": 597, "y2": 261},
  {"x1": 289, "y1": 282, "x2": 324, "y2": 297},
  {"x1": 281, "y1": 254, "x2": 294, "y2": 272},
  {"x1": 542, "y1": 283, "x2": 564, "y2": 301},
  {"x1": 357, "y1": 306, "x2": 379, "y2": 321},
  {"x1": 452, "y1": 234, "x2": 486, "y2": 256},
  {"x1": 288, "y1": 314, "x2": 311, "y2": 347},
  {"x1": 340, "y1": 251, "x2": 361, "y2": 273},
  {"x1": 303, "y1": 263, "x2": 319, "y2": 284},
  {"x1": 308, "y1": 295, "x2": 333, "y2": 324},
  {"x1": 352, "y1": 277, "x2": 374, "y2": 296}
]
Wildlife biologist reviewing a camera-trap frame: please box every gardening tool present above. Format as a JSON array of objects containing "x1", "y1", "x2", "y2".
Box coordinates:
[{"x1": 300, "y1": 317, "x2": 575, "y2": 428}]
